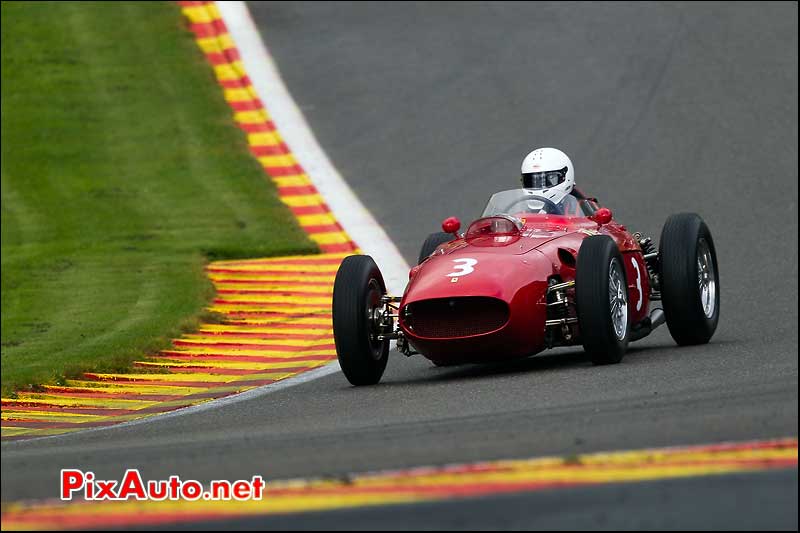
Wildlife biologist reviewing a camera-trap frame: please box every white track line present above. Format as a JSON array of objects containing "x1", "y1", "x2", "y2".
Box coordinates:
[
  {"x1": 3, "y1": 3, "x2": 410, "y2": 443},
  {"x1": 2, "y1": 363, "x2": 343, "y2": 446},
  {"x1": 217, "y1": 1, "x2": 410, "y2": 294}
]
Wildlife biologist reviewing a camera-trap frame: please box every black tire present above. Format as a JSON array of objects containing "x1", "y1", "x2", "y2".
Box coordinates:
[
  {"x1": 332, "y1": 255, "x2": 389, "y2": 386},
  {"x1": 659, "y1": 213, "x2": 720, "y2": 345},
  {"x1": 576, "y1": 236, "x2": 630, "y2": 365},
  {"x1": 418, "y1": 232, "x2": 453, "y2": 265}
]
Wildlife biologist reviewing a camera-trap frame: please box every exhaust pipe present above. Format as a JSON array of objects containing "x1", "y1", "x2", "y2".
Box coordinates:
[{"x1": 630, "y1": 308, "x2": 666, "y2": 342}]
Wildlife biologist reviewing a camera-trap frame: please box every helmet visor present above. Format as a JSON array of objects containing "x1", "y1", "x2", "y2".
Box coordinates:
[{"x1": 522, "y1": 167, "x2": 568, "y2": 189}]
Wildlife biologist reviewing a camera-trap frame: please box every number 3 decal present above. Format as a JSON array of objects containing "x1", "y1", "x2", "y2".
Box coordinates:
[
  {"x1": 631, "y1": 257, "x2": 643, "y2": 311},
  {"x1": 446, "y1": 258, "x2": 478, "y2": 277}
]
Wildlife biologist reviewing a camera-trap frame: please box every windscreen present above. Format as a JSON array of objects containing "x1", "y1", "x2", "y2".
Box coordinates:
[{"x1": 482, "y1": 189, "x2": 596, "y2": 218}]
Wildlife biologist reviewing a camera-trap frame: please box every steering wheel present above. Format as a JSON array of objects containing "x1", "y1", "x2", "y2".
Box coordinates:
[{"x1": 500, "y1": 196, "x2": 563, "y2": 216}]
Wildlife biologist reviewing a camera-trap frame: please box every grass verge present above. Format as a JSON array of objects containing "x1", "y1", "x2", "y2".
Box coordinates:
[{"x1": 1, "y1": 2, "x2": 317, "y2": 395}]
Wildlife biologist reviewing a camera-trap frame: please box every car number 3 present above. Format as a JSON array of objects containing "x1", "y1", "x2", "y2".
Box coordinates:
[
  {"x1": 446, "y1": 258, "x2": 478, "y2": 277},
  {"x1": 631, "y1": 257, "x2": 643, "y2": 311}
]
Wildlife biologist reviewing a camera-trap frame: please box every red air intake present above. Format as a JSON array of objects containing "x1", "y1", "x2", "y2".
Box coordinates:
[{"x1": 404, "y1": 297, "x2": 509, "y2": 339}]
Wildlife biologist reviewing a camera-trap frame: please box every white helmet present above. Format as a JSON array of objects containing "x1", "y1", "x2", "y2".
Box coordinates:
[{"x1": 520, "y1": 147, "x2": 575, "y2": 205}]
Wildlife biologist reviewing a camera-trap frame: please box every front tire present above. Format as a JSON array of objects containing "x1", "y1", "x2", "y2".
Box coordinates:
[
  {"x1": 659, "y1": 213, "x2": 719, "y2": 345},
  {"x1": 418, "y1": 232, "x2": 453, "y2": 265},
  {"x1": 332, "y1": 255, "x2": 389, "y2": 386},
  {"x1": 576, "y1": 236, "x2": 630, "y2": 365}
]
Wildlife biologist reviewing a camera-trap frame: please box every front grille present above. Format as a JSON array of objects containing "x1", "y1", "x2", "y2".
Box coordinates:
[{"x1": 404, "y1": 297, "x2": 509, "y2": 338}]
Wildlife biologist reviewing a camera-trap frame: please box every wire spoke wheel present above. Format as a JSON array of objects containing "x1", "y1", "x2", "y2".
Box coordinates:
[
  {"x1": 609, "y1": 259, "x2": 628, "y2": 340},
  {"x1": 365, "y1": 279, "x2": 386, "y2": 360},
  {"x1": 333, "y1": 255, "x2": 390, "y2": 386},
  {"x1": 697, "y1": 238, "x2": 716, "y2": 319},
  {"x1": 659, "y1": 213, "x2": 720, "y2": 345},
  {"x1": 576, "y1": 235, "x2": 629, "y2": 365}
]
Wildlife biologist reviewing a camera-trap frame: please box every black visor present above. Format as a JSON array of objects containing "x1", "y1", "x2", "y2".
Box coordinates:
[{"x1": 522, "y1": 166, "x2": 568, "y2": 189}]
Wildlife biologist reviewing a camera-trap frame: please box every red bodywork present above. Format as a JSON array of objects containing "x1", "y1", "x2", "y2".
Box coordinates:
[{"x1": 398, "y1": 213, "x2": 650, "y2": 365}]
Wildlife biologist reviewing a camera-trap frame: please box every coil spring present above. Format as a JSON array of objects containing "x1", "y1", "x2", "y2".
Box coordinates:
[
  {"x1": 548, "y1": 282, "x2": 570, "y2": 320},
  {"x1": 639, "y1": 237, "x2": 659, "y2": 279},
  {"x1": 640, "y1": 237, "x2": 655, "y2": 256}
]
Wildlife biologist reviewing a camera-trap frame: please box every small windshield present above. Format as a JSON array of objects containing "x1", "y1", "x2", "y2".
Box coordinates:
[{"x1": 482, "y1": 189, "x2": 597, "y2": 218}]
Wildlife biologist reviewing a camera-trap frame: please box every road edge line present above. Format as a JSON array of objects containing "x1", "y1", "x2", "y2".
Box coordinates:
[
  {"x1": 215, "y1": 1, "x2": 410, "y2": 294},
  {"x1": 1, "y1": 1, "x2": 411, "y2": 444}
]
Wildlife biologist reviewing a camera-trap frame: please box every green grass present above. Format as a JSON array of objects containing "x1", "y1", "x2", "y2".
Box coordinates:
[{"x1": 1, "y1": 2, "x2": 318, "y2": 395}]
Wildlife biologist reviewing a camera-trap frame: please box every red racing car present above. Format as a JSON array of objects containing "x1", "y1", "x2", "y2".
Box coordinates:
[{"x1": 332, "y1": 188, "x2": 719, "y2": 386}]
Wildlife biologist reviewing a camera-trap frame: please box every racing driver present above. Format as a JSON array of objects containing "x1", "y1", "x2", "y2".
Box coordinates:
[{"x1": 519, "y1": 147, "x2": 582, "y2": 215}]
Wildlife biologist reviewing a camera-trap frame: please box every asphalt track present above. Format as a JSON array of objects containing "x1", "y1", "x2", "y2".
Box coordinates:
[{"x1": 2, "y1": 1, "x2": 798, "y2": 529}]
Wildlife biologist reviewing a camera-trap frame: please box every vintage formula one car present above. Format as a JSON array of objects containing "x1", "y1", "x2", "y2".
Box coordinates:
[{"x1": 332, "y1": 188, "x2": 719, "y2": 386}]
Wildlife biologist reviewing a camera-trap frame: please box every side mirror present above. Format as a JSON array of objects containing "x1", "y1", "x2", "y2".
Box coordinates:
[
  {"x1": 591, "y1": 207, "x2": 613, "y2": 226},
  {"x1": 442, "y1": 216, "x2": 461, "y2": 235}
]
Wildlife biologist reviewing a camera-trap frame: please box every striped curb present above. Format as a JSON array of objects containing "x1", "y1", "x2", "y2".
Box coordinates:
[
  {"x1": 1, "y1": 438, "x2": 796, "y2": 530},
  {"x1": 0, "y1": 1, "x2": 357, "y2": 441},
  {"x1": 1, "y1": 253, "x2": 343, "y2": 440},
  {"x1": 178, "y1": 1, "x2": 357, "y2": 254}
]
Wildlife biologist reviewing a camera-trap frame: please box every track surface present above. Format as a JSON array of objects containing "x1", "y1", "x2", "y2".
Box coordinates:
[{"x1": 2, "y1": 1, "x2": 797, "y2": 529}]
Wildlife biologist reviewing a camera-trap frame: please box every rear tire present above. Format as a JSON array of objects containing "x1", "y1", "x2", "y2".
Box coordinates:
[
  {"x1": 576, "y1": 236, "x2": 630, "y2": 365},
  {"x1": 418, "y1": 232, "x2": 453, "y2": 264},
  {"x1": 659, "y1": 213, "x2": 719, "y2": 345},
  {"x1": 332, "y1": 255, "x2": 389, "y2": 386}
]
